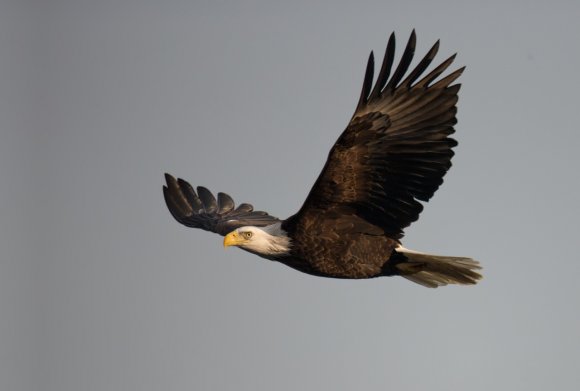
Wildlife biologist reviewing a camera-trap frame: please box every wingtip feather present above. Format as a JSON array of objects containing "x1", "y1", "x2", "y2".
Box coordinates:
[{"x1": 356, "y1": 51, "x2": 375, "y2": 111}]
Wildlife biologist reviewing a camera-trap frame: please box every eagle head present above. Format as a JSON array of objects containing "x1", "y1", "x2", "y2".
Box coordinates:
[{"x1": 223, "y1": 224, "x2": 290, "y2": 257}]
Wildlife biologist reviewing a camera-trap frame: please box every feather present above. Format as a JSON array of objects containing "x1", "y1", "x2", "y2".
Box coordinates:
[
  {"x1": 368, "y1": 33, "x2": 395, "y2": 100},
  {"x1": 355, "y1": 52, "x2": 374, "y2": 111},
  {"x1": 383, "y1": 30, "x2": 416, "y2": 93},
  {"x1": 197, "y1": 186, "x2": 217, "y2": 213}
]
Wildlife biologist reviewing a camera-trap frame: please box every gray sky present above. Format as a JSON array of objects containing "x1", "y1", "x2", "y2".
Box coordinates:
[{"x1": 2, "y1": 1, "x2": 580, "y2": 390}]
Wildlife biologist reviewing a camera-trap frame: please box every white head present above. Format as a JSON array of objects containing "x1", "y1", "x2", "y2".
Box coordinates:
[{"x1": 223, "y1": 223, "x2": 291, "y2": 257}]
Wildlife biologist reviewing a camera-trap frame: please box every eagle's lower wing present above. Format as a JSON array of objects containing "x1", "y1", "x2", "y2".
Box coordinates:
[
  {"x1": 163, "y1": 174, "x2": 280, "y2": 236},
  {"x1": 291, "y1": 31, "x2": 463, "y2": 239}
]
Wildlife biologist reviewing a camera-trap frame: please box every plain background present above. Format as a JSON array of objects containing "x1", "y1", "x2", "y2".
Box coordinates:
[{"x1": 2, "y1": 1, "x2": 580, "y2": 390}]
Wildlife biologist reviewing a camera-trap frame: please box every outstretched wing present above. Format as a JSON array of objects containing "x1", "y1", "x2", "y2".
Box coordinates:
[
  {"x1": 291, "y1": 31, "x2": 463, "y2": 239},
  {"x1": 163, "y1": 173, "x2": 280, "y2": 236}
]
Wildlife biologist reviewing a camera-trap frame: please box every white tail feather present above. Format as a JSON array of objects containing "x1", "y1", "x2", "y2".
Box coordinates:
[{"x1": 395, "y1": 246, "x2": 482, "y2": 288}]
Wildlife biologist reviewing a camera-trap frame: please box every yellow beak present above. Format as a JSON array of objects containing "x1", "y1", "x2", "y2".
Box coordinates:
[{"x1": 223, "y1": 231, "x2": 242, "y2": 248}]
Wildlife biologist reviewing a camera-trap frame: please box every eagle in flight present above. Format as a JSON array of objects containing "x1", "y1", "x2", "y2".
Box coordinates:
[{"x1": 163, "y1": 31, "x2": 482, "y2": 288}]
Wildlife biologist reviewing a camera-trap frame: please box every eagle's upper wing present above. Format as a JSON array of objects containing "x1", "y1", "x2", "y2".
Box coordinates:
[
  {"x1": 290, "y1": 31, "x2": 463, "y2": 239},
  {"x1": 163, "y1": 174, "x2": 280, "y2": 236}
]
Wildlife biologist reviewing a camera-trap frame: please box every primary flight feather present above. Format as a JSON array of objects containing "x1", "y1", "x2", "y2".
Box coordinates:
[{"x1": 163, "y1": 31, "x2": 482, "y2": 288}]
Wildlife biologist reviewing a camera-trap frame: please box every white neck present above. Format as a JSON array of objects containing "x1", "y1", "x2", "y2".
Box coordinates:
[{"x1": 238, "y1": 223, "x2": 291, "y2": 258}]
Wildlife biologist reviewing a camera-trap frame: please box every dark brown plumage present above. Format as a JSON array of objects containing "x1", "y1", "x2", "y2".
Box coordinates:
[{"x1": 163, "y1": 31, "x2": 482, "y2": 288}]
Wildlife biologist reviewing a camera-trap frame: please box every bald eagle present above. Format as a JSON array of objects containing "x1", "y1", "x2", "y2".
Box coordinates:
[{"x1": 163, "y1": 31, "x2": 482, "y2": 288}]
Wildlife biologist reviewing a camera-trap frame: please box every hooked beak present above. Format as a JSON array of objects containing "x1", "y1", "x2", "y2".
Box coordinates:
[{"x1": 223, "y1": 231, "x2": 242, "y2": 248}]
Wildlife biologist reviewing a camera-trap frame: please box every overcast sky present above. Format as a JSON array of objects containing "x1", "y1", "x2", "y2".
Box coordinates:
[{"x1": 2, "y1": 1, "x2": 580, "y2": 390}]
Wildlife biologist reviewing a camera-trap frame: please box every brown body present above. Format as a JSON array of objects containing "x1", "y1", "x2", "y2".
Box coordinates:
[{"x1": 281, "y1": 212, "x2": 398, "y2": 278}]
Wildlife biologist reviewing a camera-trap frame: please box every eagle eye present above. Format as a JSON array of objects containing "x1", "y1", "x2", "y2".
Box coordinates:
[{"x1": 243, "y1": 231, "x2": 253, "y2": 239}]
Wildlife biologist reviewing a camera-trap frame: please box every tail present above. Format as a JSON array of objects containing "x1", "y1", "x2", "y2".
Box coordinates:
[{"x1": 391, "y1": 246, "x2": 482, "y2": 288}]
